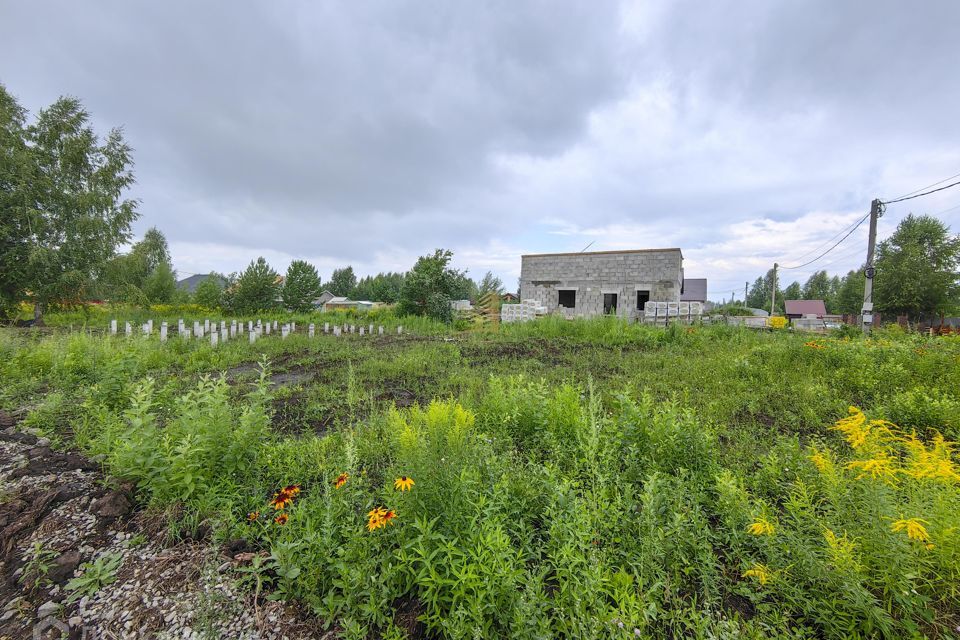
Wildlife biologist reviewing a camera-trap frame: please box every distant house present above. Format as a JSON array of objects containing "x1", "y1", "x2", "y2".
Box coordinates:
[
  {"x1": 501, "y1": 292, "x2": 519, "y2": 303},
  {"x1": 323, "y1": 297, "x2": 374, "y2": 312},
  {"x1": 176, "y1": 273, "x2": 226, "y2": 293},
  {"x1": 680, "y1": 278, "x2": 707, "y2": 303},
  {"x1": 312, "y1": 290, "x2": 336, "y2": 308},
  {"x1": 785, "y1": 299, "x2": 827, "y2": 320}
]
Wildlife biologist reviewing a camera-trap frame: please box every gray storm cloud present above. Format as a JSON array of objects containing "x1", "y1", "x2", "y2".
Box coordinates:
[{"x1": 1, "y1": 0, "x2": 958, "y2": 289}]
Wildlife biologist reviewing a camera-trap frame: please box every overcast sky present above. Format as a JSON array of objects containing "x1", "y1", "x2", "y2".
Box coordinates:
[{"x1": 2, "y1": 1, "x2": 959, "y2": 299}]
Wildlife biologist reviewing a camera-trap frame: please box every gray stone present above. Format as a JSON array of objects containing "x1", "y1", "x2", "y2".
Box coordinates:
[
  {"x1": 47, "y1": 550, "x2": 81, "y2": 585},
  {"x1": 37, "y1": 600, "x2": 60, "y2": 618}
]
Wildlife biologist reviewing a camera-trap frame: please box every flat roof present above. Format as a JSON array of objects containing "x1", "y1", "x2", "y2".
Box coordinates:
[{"x1": 521, "y1": 248, "x2": 683, "y2": 259}]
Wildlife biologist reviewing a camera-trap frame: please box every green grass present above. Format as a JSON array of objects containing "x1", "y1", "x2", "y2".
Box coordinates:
[{"x1": 1, "y1": 317, "x2": 959, "y2": 638}]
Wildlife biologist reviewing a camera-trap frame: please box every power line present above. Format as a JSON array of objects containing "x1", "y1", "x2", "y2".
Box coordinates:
[
  {"x1": 885, "y1": 171, "x2": 960, "y2": 202},
  {"x1": 933, "y1": 202, "x2": 960, "y2": 216},
  {"x1": 779, "y1": 211, "x2": 872, "y2": 270},
  {"x1": 780, "y1": 213, "x2": 870, "y2": 265},
  {"x1": 815, "y1": 244, "x2": 868, "y2": 271},
  {"x1": 881, "y1": 179, "x2": 960, "y2": 205}
]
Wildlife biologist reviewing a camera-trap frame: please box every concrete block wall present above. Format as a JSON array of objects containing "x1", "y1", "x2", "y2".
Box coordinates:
[{"x1": 520, "y1": 249, "x2": 683, "y2": 321}]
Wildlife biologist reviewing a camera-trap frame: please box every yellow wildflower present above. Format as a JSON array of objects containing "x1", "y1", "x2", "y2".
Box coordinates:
[
  {"x1": 823, "y1": 528, "x2": 859, "y2": 570},
  {"x1": 832, "y1": 407, "x2": 869, "y2": 449},
  {"x1": 367, "y1": 507, "x2": 395, "y2": 532},
  {"x1": 747, "y1": 516, "x2": 775, "y2": 536},
  {"x1": 832, "y1": 408, "x2": 896, "y2": 453},
  {"x1": 742, "y1": 564, "x2": 773, "y2": 585},
  {"x1": 809, "y1": 447, "x2": 834, "y2": 475},
  {"x1": 846, "y1": 450, "x2": 900, "y2": 484},
  {"x1": 891, "y1": 518, "x2": 931, "y2": 544},
  {"x1": 394, "y1": 476, "x2": 415, "y2": 492},
  {"x1": 902, "y1": 432, "x2": 960, "y2": 483}
]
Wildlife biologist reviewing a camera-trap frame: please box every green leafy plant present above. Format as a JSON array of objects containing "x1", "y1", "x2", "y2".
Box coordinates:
[
  {"x1": 20, "y1": 541, "x2": 59, "y2": 591},
  {"x1": 65, "y1": 552, "x2": 123, "y2": 602}
]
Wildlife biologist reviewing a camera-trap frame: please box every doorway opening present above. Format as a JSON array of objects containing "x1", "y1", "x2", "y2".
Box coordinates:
[
  {"x1": 603, "y1": 293, "x2": 618, "y2": 315},
  {"x1": 636, "y1": 290, "x2": 650, "y2": 312}
]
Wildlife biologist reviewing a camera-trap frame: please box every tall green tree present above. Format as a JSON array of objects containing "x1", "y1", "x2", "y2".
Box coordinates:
[
  {"x1": 353, "y1": 272, "x2": 405, "y2": 303},
  {"x1": 282, "y1": 260, "x2": 323, "y2": 312},
  {"x1": 398, "y1": 249, "x2": 465, "y2": 322},
  {"x1": 230, "y1": 257, "x2": 280, "y2": 313},
  {"x1": 802, "y1": 270, "x2": 832, "y2": 302},
  {"x1": 450, "y1": 272, "x2": 478, "y2": 302},
  {"x1": 99, "y1": 227, "x2": 172, "y2": 302},
  {"x1": 874, "y1": 214, "x2": 960, "y2": 320},
  {"x1": 477, "y1": 271, "x2": 505, "y2": 298},
  {"x1": 745, "y1": 268, "x2": 783, "y2": 312},
  {"x1": 827, "y1": 275, "x2": 842, "y2": 312},
  {"x1": 782, "y1": 281, "x2": 802, "y2": 301},
  {"x1": 328, "y1": 266, "x2": 357, "y2": 297},
  {"x1": 834, "y1": 269, "x2": 866, "y2": 315},
  {"x1": 0, "y1": 86, "x2": 30, "y2": 320},
  {"x1": 0, "y1": 86, "x2": 138, "y2": 321},
  {"x1": 192, "y1": 273, "x2": 225, "y2": 309},
  {"x1": 143, "y1": 260, "x2": 177, "y2": 304}
]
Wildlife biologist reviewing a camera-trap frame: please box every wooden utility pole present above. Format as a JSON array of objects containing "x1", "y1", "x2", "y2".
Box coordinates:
[
  {"x1": 745, "y1": 282, "x2": 748, "y2": 305},
  {"x1": 770, "y1": 263, "x2": 778, "y2": 315},
  {"x1": 861, "y1": 198, "x2": 882, "y2": 334}
]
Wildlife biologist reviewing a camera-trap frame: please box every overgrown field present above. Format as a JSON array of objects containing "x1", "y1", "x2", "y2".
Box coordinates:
[{"x1": 1, "y1": 317, "x2": 959, "y2": 639}]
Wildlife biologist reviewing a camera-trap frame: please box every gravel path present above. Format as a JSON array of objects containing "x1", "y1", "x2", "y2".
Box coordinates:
[{"x1": 0, "y1": 415, "x2": 328, "y2": 640}]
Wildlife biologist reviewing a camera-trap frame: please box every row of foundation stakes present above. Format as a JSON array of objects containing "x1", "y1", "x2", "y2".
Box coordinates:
[{"x1": 108, "y1": 319, "x2": 402, "y2": 345}]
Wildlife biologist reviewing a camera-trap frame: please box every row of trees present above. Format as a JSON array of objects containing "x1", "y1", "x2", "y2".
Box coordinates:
[
  {"x1": 190, "y1": 250, "x2": 507, "y2": 322},
  {"x1": 742, "y1": 215, "x2": 959, "y2": 319}
]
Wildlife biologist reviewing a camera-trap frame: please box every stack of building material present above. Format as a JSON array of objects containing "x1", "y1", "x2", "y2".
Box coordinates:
[{"x1": 500, "y1": 299, "x2": 548, "y2": 323}]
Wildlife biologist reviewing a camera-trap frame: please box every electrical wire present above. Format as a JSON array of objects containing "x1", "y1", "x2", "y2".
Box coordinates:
[
  {"x1": 881, "y1": 179, "x2": 960, "y2": 205},
  {"x1": 933, "y1": 202, "x2": 960, "y2": 216},
  {"x1": 884, "y1": 171, "x2": 960, "y2": 202},
  {"x1": 779, "y1": 211, "x2": 871, "y2": 270},
  {"x1": 779, "y1": 212, "x2": 871, "y2": 265},
  {"x1": 814, "y1": 244, "x2": 868, "y2": 271}
]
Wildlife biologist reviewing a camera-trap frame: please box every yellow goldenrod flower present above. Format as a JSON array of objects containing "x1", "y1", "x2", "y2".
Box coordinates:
[
  {"x1": 334, "y1": 472, "x2": 349, "y2": 489},
  {"x1": 742, "y1": 564, "x2": 773, "y2": 585},
  {"x1": 832, "y1": 407, "x2": 868, "y2": 448},
  {"x1": 809, "y1": 447, "x2": 834, "y2": 475},
  {"x1": 846, "y1": 451, "x2": 900, "y2": 484},
  {"x1": 823, "y1": 528, "x2": 859, "y2": 570},
  {"x1": 891, "y1": 518, "x2": 931, "y2": 544},
  {"x1": 831, "y1": 407, "x2": 897, "y2": 451},
  {"x1": 902, "y1": 433, "x2": 960, "y2": 483},
  {"x1": 747, "y1": 516, "x2": 775, "y2": 536},
  {"x1": 394, "y1": 476, "x2": 415, "y2": 492}
]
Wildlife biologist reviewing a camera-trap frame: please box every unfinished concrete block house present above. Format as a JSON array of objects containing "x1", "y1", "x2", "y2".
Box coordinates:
[{"x1": 519, "y1": 248, "x2": 684, "y2": 321}]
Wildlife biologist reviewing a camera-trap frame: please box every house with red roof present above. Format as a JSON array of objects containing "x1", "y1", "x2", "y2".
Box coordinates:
[{"x1": 784, "y1": 299, "x2": 827, "y2": 320}]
